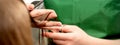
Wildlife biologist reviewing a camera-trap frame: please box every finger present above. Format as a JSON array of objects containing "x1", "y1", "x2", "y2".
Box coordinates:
[
  {"x1": 26, "y1": 4, "x2": 34, "y2": 10},
  {"x1": 44, "y1": 32, "x2": 71, "y2": 40},
  {"x1": 53, "y1": 39, "x2": 66, "y2": 45},
  {"x1": 45, "y1": 21, "x2": 62, "y2": 27},
  {"x1": 30, "y1": 9, "x2": 57, "y2": 20},
  {"x1": 43, "y1": 26, "x2": 72, "y2": 33},
  {"x1": 34, "y1": 21, "x2": 47, "y2": 27},
  {"x1": 35, "y1": 21, "x2": 62, "y2": 28},
  {"x1": 46, "y1": 10, "x2": 57, "y2": 20},
  {"x1": 30, "y1": 9, "x2": 49, "y2": 18},
  {"x1": 51, "y1": 29, "x2": 59, "y2": 33}
]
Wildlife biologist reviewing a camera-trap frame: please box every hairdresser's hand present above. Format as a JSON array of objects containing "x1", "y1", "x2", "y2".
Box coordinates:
[
  {"x1": 43, "y1": 25, "x2": 93, "y2": 45},
  {"x1": 27, "y1": 4, "x2": 57, "y2": 20},
  {"x1": 26, "y1": 4, "x2": 57, "y2": 27},
  {"x1": 43, "y1": 24, "x2": 120, "y2": 45}
]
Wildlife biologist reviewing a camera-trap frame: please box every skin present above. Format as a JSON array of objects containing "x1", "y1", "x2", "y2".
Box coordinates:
[
  {"x1": 27, "y1": 4, "x2": 120, "y2": 45},
  {"x1": 27, "y1": 4, "x2": 59, "y2": 27},
  {"x1": 27, "y1": 4, "x2": 57, "y2": 20},
  {"x1": 28, "y1": 3, "x2": 120, "y2": 45},
  {"x1": 42, "y1": 25, "x2": 120, "y2": 45}
]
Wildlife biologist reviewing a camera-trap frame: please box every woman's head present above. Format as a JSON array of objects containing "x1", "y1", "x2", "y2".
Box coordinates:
[{"x1": 0, "y1": 0, "x2": 33, "y2": 45}]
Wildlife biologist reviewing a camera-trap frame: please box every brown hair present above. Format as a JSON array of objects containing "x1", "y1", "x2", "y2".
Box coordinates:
[{"x1": 0, "y1": 0, "x2": 33, "y2": 45}]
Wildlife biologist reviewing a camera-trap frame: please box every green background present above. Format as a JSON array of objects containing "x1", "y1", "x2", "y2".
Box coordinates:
[{"x1": 44, "y1": 0, "x2": 120, "y2": 38}]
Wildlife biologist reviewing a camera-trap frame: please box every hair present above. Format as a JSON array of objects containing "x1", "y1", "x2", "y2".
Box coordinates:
[{"x1": 0, "y1": 0, "x2": 33, "y2": 45}]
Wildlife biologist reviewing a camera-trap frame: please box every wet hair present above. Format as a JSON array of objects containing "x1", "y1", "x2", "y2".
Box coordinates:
[{"x1": 0, "y1": 0, "x2": 33, "y2": 45}]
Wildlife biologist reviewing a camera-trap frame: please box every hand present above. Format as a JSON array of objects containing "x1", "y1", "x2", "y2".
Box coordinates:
[
  {"x1": 26, "y1": 4, "x2": 57, "y2": 27},
  {"x1": 43, "y1": 24, "x2": 120, "y2": 45},
  {"x1": 27, "y1": 4, "x2": 57, "y2": 20},
  {"x1": 26, "y1": 4, "x2": 120, "y2": 45},
  {"x1": 43, "y1": 25, "x2": 93, "y2": 45}
]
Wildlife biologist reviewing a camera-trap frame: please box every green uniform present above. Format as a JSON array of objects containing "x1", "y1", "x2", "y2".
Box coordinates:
[{"x1": 44, "y1": 0, "x2": 120, "y2": 38}]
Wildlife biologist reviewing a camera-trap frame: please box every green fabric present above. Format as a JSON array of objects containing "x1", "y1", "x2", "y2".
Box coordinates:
[{"x1": 44, "y1": 0, "x2": 120, "y2": 38}]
